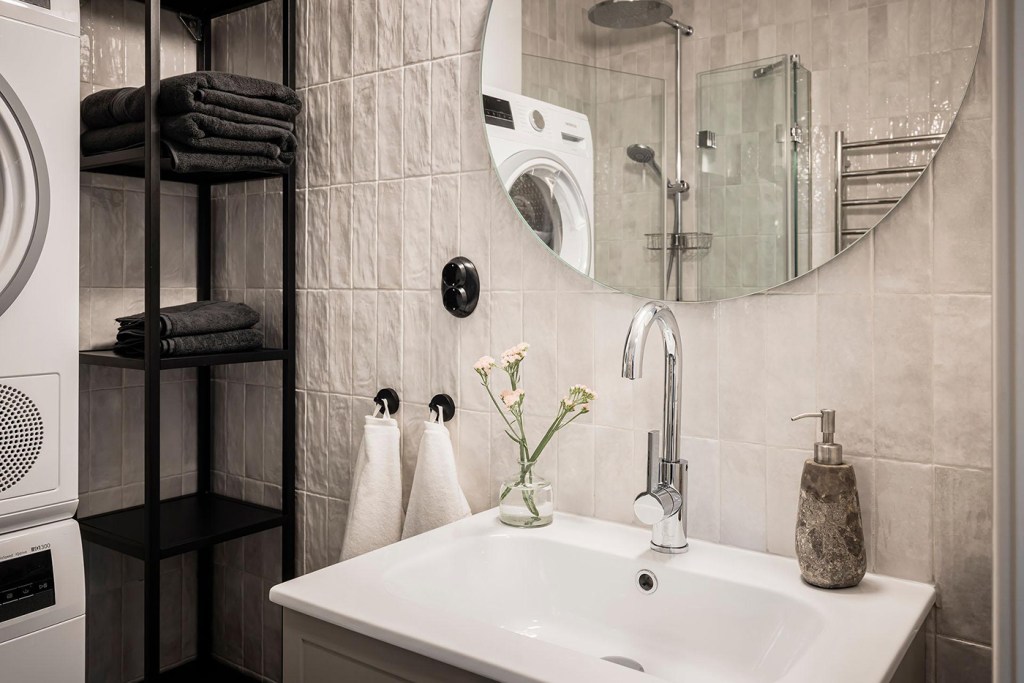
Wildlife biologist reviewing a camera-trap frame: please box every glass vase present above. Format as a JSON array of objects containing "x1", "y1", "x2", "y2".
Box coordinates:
[{"x1": 498, "y1": 471, "x2": 553, "y2": 528}]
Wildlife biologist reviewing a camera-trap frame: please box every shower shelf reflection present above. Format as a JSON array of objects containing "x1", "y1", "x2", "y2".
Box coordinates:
[{"x1": 645, "y1": 232, "x2": 713, "y2": 252}]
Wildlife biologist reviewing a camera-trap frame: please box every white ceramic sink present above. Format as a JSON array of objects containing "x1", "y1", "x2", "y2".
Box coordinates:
[{"x1": 270, "y1": 511, "x2": 935, "y2": 683}]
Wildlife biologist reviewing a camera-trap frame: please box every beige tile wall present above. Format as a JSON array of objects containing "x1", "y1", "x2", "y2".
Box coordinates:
[{"x1": 290, "y1": 0, "x2": 993, "y2": 679}]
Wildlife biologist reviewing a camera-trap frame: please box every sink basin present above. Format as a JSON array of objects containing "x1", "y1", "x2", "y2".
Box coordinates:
[{"x1": 270, "y1": 511, "x2": 935, "y2": 683}]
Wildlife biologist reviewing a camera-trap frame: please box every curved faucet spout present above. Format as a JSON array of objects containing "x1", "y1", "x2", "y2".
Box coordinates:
[
  {"x1": 622, "y1": 302, "x2": 688, "y2": 553},
  {"x1": 621, "y1": 302, "x2": 682, "y2": 464}
]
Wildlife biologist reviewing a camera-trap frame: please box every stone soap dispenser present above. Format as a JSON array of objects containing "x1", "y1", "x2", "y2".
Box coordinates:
[{"x1": 790, "y1": 409, "x2": 866, "y2": 589}]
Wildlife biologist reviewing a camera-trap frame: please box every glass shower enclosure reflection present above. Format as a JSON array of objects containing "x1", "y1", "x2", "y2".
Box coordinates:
[
  {"x1": 693, "y1": 54, "x2": 811, "y2": 301},
  {"x1": 521, "y1": 55, "x2": 666, "y2": 299}
]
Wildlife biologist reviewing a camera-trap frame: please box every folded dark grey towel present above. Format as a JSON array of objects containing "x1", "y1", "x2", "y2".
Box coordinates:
[
  {"x1": 81, "y1": 132, "x2": 292, "y2": 174},
  {"x1": 116, "y1": 300, "x2": 260, "y2": 339},
  {"x1": 81, "y1": 71, "x2": 302, "y2": 130},
  {"x1": 80, "y1": 122, "x2": 146, "y2": 155},
  {"x1": 113, "y1": 328, "x2": 264, "y2": 358},
  {"x1": 163, "y1": 142, "x2": 292, "y2": 174},
  {"x1": 81, "y1": 114, "x2": 296, "y2": 162},
  {"x1": 163, "y1": 113, "x2": 297, "y2": 159}
]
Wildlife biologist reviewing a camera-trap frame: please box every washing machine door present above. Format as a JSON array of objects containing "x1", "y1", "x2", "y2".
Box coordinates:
[
  {"x1": 0, "y1": 72, "x2": 48, "y2": 319},
  {"x1": 499, "y1": 151, "x2": 592, "y2": 277}
]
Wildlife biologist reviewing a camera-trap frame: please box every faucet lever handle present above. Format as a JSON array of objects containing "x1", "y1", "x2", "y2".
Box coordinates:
[{"x1": 646, "y1": 430, "x2": 661, "y2": 492}]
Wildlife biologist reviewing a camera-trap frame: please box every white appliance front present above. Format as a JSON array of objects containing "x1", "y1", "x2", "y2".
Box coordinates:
[
  {"x1": 0, "y1": 519, "x2": 85, "y2": 683},
  {"x1": 0, "y1": 0, "x2": 80, "y2": 533},
  {"x1": 484, "y1": 88, "x2": 595, "y2": 277}
]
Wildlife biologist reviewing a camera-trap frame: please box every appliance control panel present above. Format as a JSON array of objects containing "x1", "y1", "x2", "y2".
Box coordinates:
[
  {"x1": 0, "y1": 549, "x2": 54, "y2": 623},
  {"x1": 483, "y1": 94, "x2": 515, "y2": 129}
]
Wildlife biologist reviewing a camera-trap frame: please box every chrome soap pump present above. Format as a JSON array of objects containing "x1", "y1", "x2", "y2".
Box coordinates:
[{"x1": 791, "y1": 409, "x2": 866, "y2": 589}]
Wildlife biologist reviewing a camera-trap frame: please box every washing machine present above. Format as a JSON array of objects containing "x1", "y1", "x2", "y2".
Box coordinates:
[
  {"x1": 483, "y1": 87, "x2": 595, "y2": 277},
  {"x1": 0, "y1": 2, "x2": 83, "y2": 679},
  {"x1": 0, "y1": 0, "x2": 80, "y2": 535},
  {"x1": 0, "y1": 519, "x2": 85, "y2": 681}
]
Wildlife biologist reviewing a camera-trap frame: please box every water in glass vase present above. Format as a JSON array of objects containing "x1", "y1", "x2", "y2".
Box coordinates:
[{"x1": 498, "y1": 474, "x2": 553, "y2": 527}]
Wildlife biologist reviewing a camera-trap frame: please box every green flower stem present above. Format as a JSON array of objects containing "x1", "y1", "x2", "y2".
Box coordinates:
[
  {"x1": 503, "y1": 361, "x2": 530, "y2": 462},
  {"x1": 508, "y1": 363, "x2": 521, "y2": 390},
  {"x1": 523, "y1": 489, "x2": 540, "y2": 518},
  {"x1": 530, "y1": 408, "x2": 570, "y2": 460},
  {"x1": 482, "y1": 368, "x2": 533, "y2": 461},
  {"x1": 481, "y1": 378, "x2": 533, "y2": 478},
  {"x1": 513, "y1": 411, "x2": 529, "y2": 466},
  {"x1": 509, "y1": 408, "x2": 588, "y2": 487},
  {"x1": 482, "y1": 381, "x2": 518, "y2": 436}
]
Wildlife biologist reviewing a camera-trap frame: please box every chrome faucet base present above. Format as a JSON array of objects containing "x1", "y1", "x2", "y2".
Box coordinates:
[
  {"x1": 651, "y1": 458, "x2": 687, "y2": 550},
  {"x1": 650, "y1": 541, "x2": 689, "y2": 555}
]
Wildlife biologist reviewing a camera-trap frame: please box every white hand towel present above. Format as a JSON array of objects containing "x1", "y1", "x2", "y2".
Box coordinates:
[
  {"x1": 402, "y1": 418, "x2": 471, "y2": 539},
  {"x1": 341, "y1": 414, "x2": 403, "y2": 561}
]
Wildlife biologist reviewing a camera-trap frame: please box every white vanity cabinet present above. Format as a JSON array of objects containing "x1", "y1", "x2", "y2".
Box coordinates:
[{"x1": 283, "y1": 609, "x2": 493, "y2": 683}]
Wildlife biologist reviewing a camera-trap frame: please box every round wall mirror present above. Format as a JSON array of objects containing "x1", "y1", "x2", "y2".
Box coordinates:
[{"x1": 481, "y1": 0, "x2": 986, "y2": 302}]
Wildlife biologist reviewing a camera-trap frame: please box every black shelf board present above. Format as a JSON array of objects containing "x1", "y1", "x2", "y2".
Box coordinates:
[
  {"x1": 160, "y1": 657, "x2": 261, "y2": 682},
  {"x1": 79, "y1": 493, "x2": 285, "y2": 560},
  {"x1": 126, "y1": 0, "x2": 273, "y2": 20},
  {"x1": 79, "y1": 347, "x2": 288, "y2": 370},
  {"x1": 81, "y1": 148, "x2": 290, "y2": 185}
]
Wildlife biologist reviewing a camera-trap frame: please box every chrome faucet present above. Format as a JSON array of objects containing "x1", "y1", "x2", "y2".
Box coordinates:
[{"x1": 622, "y1": 302, "x2": 688, "y2": 554}]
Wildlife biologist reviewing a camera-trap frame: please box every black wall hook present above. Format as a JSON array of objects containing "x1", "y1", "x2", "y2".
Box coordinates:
[
  {"x1": 428, "y1": 393, "x2": 456, "y2": 422},
  {"x1": 373, "y1": 388, "x2": 400, "y2": 414}
]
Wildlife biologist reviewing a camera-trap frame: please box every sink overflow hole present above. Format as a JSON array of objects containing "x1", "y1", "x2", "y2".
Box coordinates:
[
  {"x1": 602, "y1": 655, "x2": 645, "y2": 672},
  {"x1": 635, "y1": 569, "x2": 658, "y2": 593}
]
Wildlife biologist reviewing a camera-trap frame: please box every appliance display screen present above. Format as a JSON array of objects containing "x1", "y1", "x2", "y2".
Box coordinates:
[
  {"x1": 0, "y1": 549, "x2": 55, "y2": 623},
  {"x1": 483, "y1": 94, "x2": 514, "y2": 129}
]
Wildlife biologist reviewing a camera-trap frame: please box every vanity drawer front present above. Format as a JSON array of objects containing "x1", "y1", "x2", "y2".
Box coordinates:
[{"x1": 283, "y1": 609, "x2": 495, "y2": 683}]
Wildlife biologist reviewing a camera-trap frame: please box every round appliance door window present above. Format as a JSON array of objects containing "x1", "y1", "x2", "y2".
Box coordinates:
[
  {"x1": 0, "y1": 73, "x2": 48, "y2": 318},
  {"x1": 500, "y1": 152, "x2": 591, "y2": 276}
]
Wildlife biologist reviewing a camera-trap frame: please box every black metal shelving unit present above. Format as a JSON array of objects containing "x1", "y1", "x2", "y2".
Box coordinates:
[{"x1": 77, "y1": 0, "x2": 296, "y2": 679}]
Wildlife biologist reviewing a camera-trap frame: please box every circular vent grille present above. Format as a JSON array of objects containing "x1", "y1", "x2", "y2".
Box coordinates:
[{"x1": 0, "y1": 384, "x2": 43, "y2": 493}]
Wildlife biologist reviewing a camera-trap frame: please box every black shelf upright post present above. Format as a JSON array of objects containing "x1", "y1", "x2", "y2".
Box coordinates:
[
  {"x1": 142, "y1": 0, "x2": 162, "y2": 679},
  {"x1": 281, "y1": 0, "x2": 297, "y2": 584},
  {"x1": 194, "y1": 12, "x2": 215, "y2": 665}
]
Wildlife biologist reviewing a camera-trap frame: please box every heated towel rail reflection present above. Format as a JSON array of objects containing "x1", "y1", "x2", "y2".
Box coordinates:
[{"x1": 833, "y1": 131, "x2": 945, "y2": 253}]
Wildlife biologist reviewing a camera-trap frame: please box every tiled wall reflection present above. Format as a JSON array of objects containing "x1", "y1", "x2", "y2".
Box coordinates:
[
  {"x1": 524, "y1": 0, "x2": 985, "y2": 295},
  {"x1": 521, "y1": 55, "x2": 668, "y2": 298}
]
